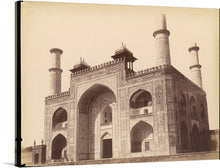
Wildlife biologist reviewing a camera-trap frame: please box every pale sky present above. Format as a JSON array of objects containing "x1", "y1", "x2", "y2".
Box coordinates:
[{"x1": 21, "y1": 1, "x2": 219, "y2": 147}]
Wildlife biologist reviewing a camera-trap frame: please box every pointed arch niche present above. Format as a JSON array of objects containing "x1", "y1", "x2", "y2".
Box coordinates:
[
  {"x1": 130, "y1": 121, "x2": 153, "y2": 153},
  {"x1": 130, "y1": 89, "x2": 152, "y2": 116},
  {"x1": 52, "y1": 107, "x2": 67, "y2": 130},
  {"x1": 51, "y1": 134, "x2": 67, "y2": 160},
  {"x1": 190, "y1": 97, "x2": 198, "y2": 120},
  {"x1": 100, "y1": 105, "x2": 112, "y2": 125}
]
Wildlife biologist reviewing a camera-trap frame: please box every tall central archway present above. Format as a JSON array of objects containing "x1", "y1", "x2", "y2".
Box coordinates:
[{"x1": 77, "y1": 84, "x2": 116, "y2": 160}]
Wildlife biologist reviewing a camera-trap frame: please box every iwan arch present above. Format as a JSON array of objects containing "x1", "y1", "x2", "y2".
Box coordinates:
[{"x1": 44, "y1": 14, "x2": 212, "y2": 163}]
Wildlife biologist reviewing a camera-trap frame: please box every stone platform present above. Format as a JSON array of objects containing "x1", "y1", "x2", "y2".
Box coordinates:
[{"x1": 29, "y1": 151, "x2": 219, "y2": 167}]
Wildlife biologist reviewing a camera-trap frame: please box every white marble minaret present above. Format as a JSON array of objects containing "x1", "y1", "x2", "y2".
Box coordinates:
[
  {"x1": 49, "y1": 48, "x2": 63, "y2": 95},
  {"x1": 188, "y1": 43, "x2": 203, "y2": 88},
  {"x1": 153, "y1": 14, "x2": 171, "y2": 65}
]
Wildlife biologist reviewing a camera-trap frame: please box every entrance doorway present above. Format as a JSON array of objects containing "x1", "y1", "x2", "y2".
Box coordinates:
[
  {"x1": 103, "y1": 139, "x2": 112, "y2": 158},
  {"x1": 34, "y1": 153, "x2": 39, "y2": 164}
]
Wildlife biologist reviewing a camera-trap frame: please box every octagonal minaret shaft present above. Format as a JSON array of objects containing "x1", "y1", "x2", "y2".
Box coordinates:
[
  {"x1": 49, "y1": 48, "x2": 63, "y2": 95},
  {"x1": 188, "y1": 43, "x2": 203, "y2": 88},
  {"x1": 153, "y1": 14, "x2": 171, "y2": 65}
]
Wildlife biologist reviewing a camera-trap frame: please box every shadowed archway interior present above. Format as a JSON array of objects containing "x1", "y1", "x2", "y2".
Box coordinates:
[
  {"x1": 51, "y1": 134, "x2": 67, "y2": 160},
  {"x1": 130, "y1": 89, "x2": 152, "y2": 109},
  {"x1": 131, "y1": 121, "x2": 153, "y2": 153},
  {"x1": 52, "y1": 107, "x2": 67, "y2": 130},
  {"x1": 77, "y1": 84, "x2": 116, "y2": 160}
]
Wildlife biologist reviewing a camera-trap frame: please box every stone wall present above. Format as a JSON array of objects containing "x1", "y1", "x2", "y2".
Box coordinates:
[
  {"x1": 44, "y1": 62, "x2": 211, "y2": 162},
  {"x1": 169, "y1": 66, "x2": 209, "y2": 153},
  {"x1": 125, "y1": 68, "x2": 171, "y2": 157},
  {"x1": 71, "y1": 63, "x2": 179, "y2": 159}
]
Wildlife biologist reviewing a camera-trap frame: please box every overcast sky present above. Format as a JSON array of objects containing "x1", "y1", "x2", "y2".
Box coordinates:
[{"x1": 21, "y1": 1, "x2": 219, "y2": 147}]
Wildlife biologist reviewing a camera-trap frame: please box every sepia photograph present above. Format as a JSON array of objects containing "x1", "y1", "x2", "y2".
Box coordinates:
[{"x1": 17, "y1": 0, "x2": 219, "y2": 167}]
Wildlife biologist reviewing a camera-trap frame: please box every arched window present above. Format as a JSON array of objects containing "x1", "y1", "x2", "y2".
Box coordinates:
[
  {"x1": 180, "y1": 94, "x2": 186, "y2": 108},
  {"x1": 52, "y1": 107, "x2": 67, "y2": 130},
  {"x1": 51, "y1": 134, "x2": 67, "y2": 160},
  {"x1": 131, "y1": 121, "x2": 153, "y2": 153},
  {"x1": 192, "y1": 105, "x2": 198, "y2": 119},
  {"x1": 130, "y1": 90, "x2": 152, "y2": 108},
  {"x1": 180, "y1": 122, "x2": 189, "y2": 152},
  {"x1": 190, "y1": 97, "x2": 198, "y2": 120},
  {"x1": 130, "y1": 90, "x2": 152, "y2": 115},
  {"x1": 101, "y1": 106, "x2": 112, "y2": 125},
  {"x1": 179, "y1": 93, "x2": 187, "y2": 115}
]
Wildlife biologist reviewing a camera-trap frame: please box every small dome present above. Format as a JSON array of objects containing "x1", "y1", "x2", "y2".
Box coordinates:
[
  {"x1": 69, "y1": 58, "x2": 91, "y2": 73},
  {"x1": 73, "y1": 58, "x2": 90, "y2": 69},
  {"x1": 111, "y1": 44, "x2": 137, "y2": 62}
]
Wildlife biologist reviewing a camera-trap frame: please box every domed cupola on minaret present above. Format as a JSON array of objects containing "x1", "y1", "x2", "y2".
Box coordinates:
[{"x1": 111, "y1": 43, "x2": 137, "y2": 74}]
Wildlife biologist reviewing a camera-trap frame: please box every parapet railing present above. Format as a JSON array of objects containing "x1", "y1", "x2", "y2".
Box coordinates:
[
  {"x1": 45, "y1": 90, "x2": 70, "y2": 100},
  {"x1": 71, "y1": 57, "x2": 125, "y2": 77},
  {"x1": 127, "y1": 64, "x2": 171, "y2": 79},
  {"x1": 130, "y1": 113, "x2": 153, "y2": 119},
  {"x1": 52, "y1": 122, "x2": 67, "y2": 131}
]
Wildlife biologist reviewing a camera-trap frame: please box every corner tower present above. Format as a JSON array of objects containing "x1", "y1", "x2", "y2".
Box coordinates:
[
  {"x1": 153, "y1": 14, "x2": 171, "y2": 65},
  {"x1": 188, "y1": 43, "x2": 203, "y2": 88},
  {"x1": 49, "y1": 48, "x2": 63, "y2": 95}
]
